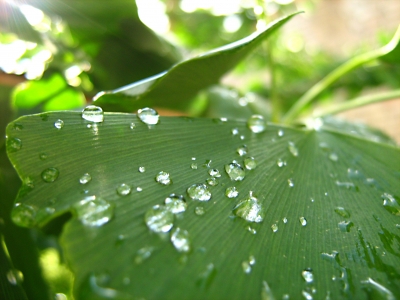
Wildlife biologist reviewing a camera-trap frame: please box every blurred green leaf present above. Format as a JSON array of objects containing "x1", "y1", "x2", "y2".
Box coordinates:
[
  {"x1": 93, "y1": 12, "x2": 302, "y2": 112},
  {"x1": 6, "y1": 111, "x2": 400, "y2": 299}
]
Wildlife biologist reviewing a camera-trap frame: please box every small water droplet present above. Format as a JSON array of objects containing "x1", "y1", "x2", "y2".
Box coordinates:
[
  {"x1": 249, "y1": 255, "x2": 256, "y2": 265},
  {"x1": 288, "y1": 142, "x2": 299, "y2": 157},
  {"x1": 129, "y1": 122, "x2": 136, "y2": 129},
  {"x1": 165, "y1": 194, "x2": 187, "y2": 214},
  {"x1": 277, "y1": 158, "x2": 286, "y2": 167},
  {"x1": 334, "y1": 207, "x2": 351, "y2": 218},
  {"x1": 233, "y1": 193, "x2": 264, "y2": 223},
  {"x1": 237, "y1": 145, "x2": 247, "y2": 156},
  {"x1": 41, "y1": 167, "x2": 59, "y2": 183},
  {"x1": 225, "y1": 186, "x2": 239, "y2": 198},
  {"x1": 206, "y1": 177, "x2": 218, "y2": 186},
  {"x1": 39, "y1": 153, "x2": 47, "y2": 160},
  {"x1": 302, "y1": 268, "x2": 314, "y2": 283},
  {"x1": 208, "y1": 168, "x2": 221, "y2": 177},
  {"x1": 247, "y1": 226, "x2": 257, "y2": 234},
  {"x1": 283, "y1": 217, "x2": 288, "y2": 223},
  {"x1": 144, "y1": 205, "x2": 174, "y2": 233},
  {"x1": 137, "y1": 107, "x2": 159, "y2": 125},
  {"x1": 244, "y1": 157, "x2": 257, "y2": 170},
  {"x1": 302, "y1": 289, "x2": 313, "y2": 300},
  {"x1": 240, "y1": 135, "x2": 245, "y2": 140},
  {"x1": 191, "y1": 157, "x2": 196, "y2": 161},
  {"x1": 225, "y1": 162, "x2": 245, "y2": 181},
  {"x1": 278, "y1": 129, "x2": 284, "y2": 137},
  {"x1": 79, "y1": 173, "x2": 92, "y2": 184},
  {"x1": 232, "y1": 128, "x2": 239, "y2": 135},
  {"x1": 336, "y1": 181, "x2": 357, "y2": 191},
  {"x1": 187, "y1": 184, "x2": 211, "y2": 201},
  {"x1": 155, "y1": 171, "x2": 172, "y2": 185},
  {"x1": 191, "y1": 163, "x2": 198, "y2": 169},
  {"x1": 247, "y1": 115, "x2": 265, "y2": 133},
  {"x1": 7, "y1": 137, "x2": 22, "y2": 152},
  {"x1": 116, "y1": 183, "x2": 131, "y2": 196},
  {"x1": 203, "y1": 159, "x2": 212, "y2": 168},
  {"x1": 299, "y1": 217, "x2": 307, "y2": 226},
  {"x1": 195, "y1": 206, "x2": 205, "y2": 215},
  {"x1": 288, "y1": 178, "x2": 294, "y2": 187},
  {"x1": 271, "y1": 223, "x2": 278, "y2": 232},
  {"x1": 381, "y1": 193, "x2": 400, "y2": 216},
  {"x1": 136, "y1": 187, "x2": 143, "y2": 192},
  {"x1": 329, "y1": 153, "x2": 338, "y2": 162},
  {"x1": 54, "y1": 119, "x2": 64, "y2": 129},
  {"x1": 171, "y1": 227, "x2": 190, "y2": 253},
  {"x1": 134, "y1": 246, "x2": 155, "y2": 264},
  {"x1": 242, "y1": 261, "x2": 251, "y2": 274},
  {"x1": 338, "y1": 221, "x2": 354, "y2": 232},
  {"x1": 74, "y1": 196, "x2": 114, "y2": 227},
  {"x1": 82, "y1": 105, "x2": 104, "y2": 122},
  {"x1": 6, "y1": 269, "x2": 23, "y2": 285},
  {"x1": 138, "y1": 166, "x2": 145, "y2": 173}
]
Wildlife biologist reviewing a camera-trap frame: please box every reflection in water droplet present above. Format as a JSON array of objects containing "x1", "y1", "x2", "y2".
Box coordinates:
[
  {"x1": 299, "y1": 217, "x2": 307, "y2": 226},
  {"x1": 82, "y1": 105, "x2": 104, "y2": 122},
  {"x1": 225, "y1": 187, "x2": 239, "y2": 198},
  {"x1": 208, "y1": 168, "x2": 221, "y2": 177},
  {"x1": 225, "y1": 162, "x2": 245, "y2": 181},
  {"x1": 155, "y1": 171, "x2": 172, "y2": 185},
  {"x1": 288, "y1": 142, "x2": 299, "y2": 157},
  {"x1": 271, "y1": 223, "x2": 278, "y2": 233},
  {"x1": 41, "y1": 167, "x2": 59, "y2": 183},
  {"x1": 7, "y1": 137, "x2": 22, "y2": 152},
  {"x1": 361, "y1": 277, "x2": 395, "y2": 300},
  {"x1": 206, "y1": 177, "x2": 218, "y2": 186},
  {"x1": 165, "y1": 194, "x2": 187, "y2": 214},
  {"x1": 237, "y1": 145, "x2": 247, "y2": 156},
  {"x1": 79, "y1": 173, "x2": 92, "y2": 184},
  {"x1": 302, "y1": 269, "x2": 314, "y2": 283},
  {"x1": 233, "y1": 193, "x2": 264, "y2": 223},
  {"x1": 74, "y1": 197, "x2": 114, "y2": 227},
  {"x1": 329, "y1": 153, "x2": 338, "y2": 162},
  {"x1": 244, "y1": 157, "x2": 257, "y2": 170},
  {"x1": 54, "y1": 119, "x2": 64, "y2": 129},
  {"x1": 277, "y1": 158, "x2": 286, "y2": 167},
  {"x1": 288, "y1": 178, "x2": 294, "y2": 187},
  {"x1": 11, "y1": 203, "x2": 37, "y2": 227},
  {"x1": 134, "y1": 246, "x2": 155, "y2": 264},
  {"x1": 6, "y1": 269, "x2": 23, "y2": 285},
  {"x1": 137, "y1": 107, "x2": 159, "y2": 125},
  {"x1": 195, "y1": 206, "x2": 205, "y2": 215},
  {"x1": 171, "y1": 227, "x2": 190, "y2": 253},
  {"x1": 117, "y1": 183, "x2": 131, "y2": 196},
  {"x1": 145, "y1": 205, "x2": 174, "y2": 233},
  {"x1": 247, "y1": 115, "x2": 265, "y2": 133},
  {"x1": 191, "y1": 163, "x2": 198, "y2": 170},
  {"x1": 138, "y1": 166, "x2": 146, "y2": 173},
  {"x1": 381, "y1": 193, "x2": 400, "y2": 216},
  {"x1": 261, "y1": 280, "x2": 275, "y2": 300},
  {"x1": 338, "y1": 221, "x2": 354, "y2": 232},
  {"x1": 334, "y1": 207, "x2": 351, "y2": 218},
  {"x1": 187, "y1": 184, "x2": 211, "y2": 201}
]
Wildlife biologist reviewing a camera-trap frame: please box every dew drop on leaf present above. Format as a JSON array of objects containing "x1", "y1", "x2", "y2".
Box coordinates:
[
  {"x1": 134, "y1": 246, "x2": 155, "y2": 264},
  {"x1": 7, "y1": 137, "x2": 22, "y2": 152},
  {"x1": 244, "y1": 157, "x2": 257, "y2": 170},
  {"x1": 299, "y1": 217, "x2": 307, "y2": 226},
  {"x1": 283, "y1": 217, "x2": 288, "y2": 224},
  {"x1": 381, "y1": 193, "x2": 400, "y2": 216},
  {"x1": 208, "y1": 168, "x2": 221, "y2": 177},
  {"x1": 288, "y1": 141, "x2": 299, "y2": 157},
  {"x1": 165, "y1": 194, "x2": 187, "y2": 214},
  {"x1": 129, "y1": 122, "x2": 135, "y2": 129},
  {"x1": 54, "y1": 119, "x2": 64, "y2": 129},
  {"x1": 187, "y1": 184, "x2": 211, "y2": 201},
  {"x1": 116, "y1": 183, "x2": 131, "y2": 196},
  {"x1": 242, "y1": 261, "x2": 251, "y2": 274},
  {"x1": 82, "y1": 105, "x2": 104, "y2": 123},
  {"x1": 236, "y1": 145, "x2": 247, "y2": 156},
  {"x1": 195, "y1": 206, "x2": 205, "y2": 216},
  {"x1": 41, "y1": 167, "x2": 59, "y2": 183},
  {"x1": 225, "y1": 161, "x2": 245, "y2": 181},
  {"x1": 171, "y1": 227, "x2": 190, "y2": 253},
  {"x1": 231, "y1": 128, "x2": 239, "y2": 135},
  {"x1": 335, "y1": 181, "x2": 357, "y2": 191},
  {"x1": 79, "y1": 173, "x2": 92, "y2": 184},
  {"x1": 334, "y1": 207, "x2": 351, "y2": 218},
  {"x1": 6, "y1": 269, "x2": 23, "y2": 285},
  {"x1": 225, "y1": 186, "x2": 239, "y2": 198},
  {"x1": 39, "y1": 153, "x2": 48, "y2": 160},
  {"x1": 338, "y1": 221, "x2": 354, "y2": 232},
  {"x1": 271, "y1": 223, "x2": 278, "y2": 233},
  {"x1": 276, "y1": 158, "x2": 286, "y2": 167},
  {"x1": 190, "y1": 163, "x2": 198, "y2": 170},
  {"x1": 74, "y1": 196, "x2": 114, "y2": 227},
  {"x1": 247, "y1": 115, "x2": 265, "y2": 133},
  {"x1": 137, "y1": 107, "x2": 159, "y2": 125},
  {"x1": 301, "y1": 268, "x2": 314, "y2": 283},
  {"x1": 233, "y1": 193, "x2": 264, "y2": 223},
  {"x1": 288, "y1": 178, "x2": 294, "y2": 187},
  {"x1": 155, "y1": 171, "x2": 172, "y2": 185},
  {"x1": 206, "y1": 177, "x2": 218, "y2": 186},
  {"x1": 329, "y1": 153, "x2": 338, "y2": 162},
  {"x1": 277, "y1": 129, "x2": 284, "y2": 137},
  {"x1": 138, "y1": 166, "x2": 145, "y2": 173},
  {"x1": 144, "y1": 205, "x2": 174, "y2": 233}
]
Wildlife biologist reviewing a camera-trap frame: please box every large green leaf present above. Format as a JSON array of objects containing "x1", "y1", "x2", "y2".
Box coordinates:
[
  {"x1": 6, "y1": 110, "x2": 400, "y2": 299},
  {"x1": 93, "y1": 13, "x2": 301, "y2": 112}
]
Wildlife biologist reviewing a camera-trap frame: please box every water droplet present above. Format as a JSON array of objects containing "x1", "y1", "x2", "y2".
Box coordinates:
[
  {"x1": 129, "y1": 122, "x2": 136, "y2": 129},
  {"x1": 334, "y1": 207, "x2": 351, "y2": 218},
  {"x1": 165, "y1": 194, "x2": 187, "y2": 214},
  {"x1": 242, "y1": 261, "x2": 251, "y2": 274},
  {"x1": 336, "y1": 181, "x2": 357, "y2": 191},
  {"x1": 39, "y1": 153, "x2": 47, "y2": 160},
  {"x1": 329, "y1": 153, "x2": 338, "y2": 161},
  {"x1": 74, "y1": 196, "x2": 114, "y2": 227},
  {"x1": 283, "y1": 217, "x2": 288, "y2": 223},
  {"x1": 232, "y1": 128, "x2": 239, "y2": 135},
  {"x1": 302, "y1": 268, "x2": 314, "y2": 283},
  {"x1": 271, "y1": 223, "x2": 278, "y2": 232},
  {"x1": 134, "y1": 246, "x2": 155, "y2": 264},
  {"x1": 187, "y1": 184, "x2": 211, "y2": 201},
  {"x1": 261, "y1": 280, "x2": 275, "y2": 300},
  {"x1": 195, "y1": 206, "x2": 205, "y2": 215},
  {"x1": 41, "y1": 167, "x2": 59, "y2": 183},
  {"x1": 138, "y1": 166, "x2": 145, "y2": 173},
  {"x1": 288, "y1": 178, "x2": 294, "y2": 187},
  {"x1": 302, "y1": 290, "x2": 313, "y2": 300},
  {"x1": 206, "y1": 177, "x2": 218, "y2": 186},
  {"x1": 191, "y1": 157, "x2": 196, "y2": 161},
  {"x1": 396, "y1": 224, "x2": 400, "y2": 229},
  {"x1": 136, "y1": 187, "x2": 143, "y2": 192},
  {"x1": 225, "y1": 162, "x2": 245, "y2": 181},
  {"x1": 12, "y1": 123, "x2": 23, "y2": 131},
  {"x1": 203, "y1": 159, "x2": 212, "y2": 168},
  {"x1": 82, "y1": 105, "x2": 104, "y2": 122},
  {"x1": 288, "y1": 142, "x2": 299, "y2": 157},
  {"x1": 299, "y1": 217, "x2": 307, "y2": 226},
  {"x1": 196, "y1": 263, "x2": 216, "y2": 288},
  {"x1": 225, "y1": 186, "x2": 239, "y2": 198},
  {"x1": 237, "y1": 145, "x2": 247, "y2": 156},
  {"x1": 338, "y1": 221, "x2": 354, "y2": 232},
  {"x1": 55, "y1": 293, "x2": 67, "y2": 300},
  {"x1": 240, "y1": 135, "x2": 245, "y2": 140},
  {"x1": 247, "y1": 226, "x2": 257, "y2": 234},
  {"x1": 7, "y1": 137, "x2": 22, "y2": 152},
  {"x1": 137, "y1": 107, "x2": 159, "y2": 125},
  {"x1": 347, "y1": 168, "x2": 363, "y2": 180},
  {"x1": 381, "y1": 193, "x2": 400, "y2": 216},
  {"x1": 278, "y1": 129, "x2": 284, "y2": 137},
  {"x1": 155, "y1": 171, "x2": 172, "y2": 185},
  {"x1": 208, "y1": 168, "x2": 221, "y2": 177},
  {"x1": 116, "y1": 183, "x2": 131, "y2": 196},
  {"x1": 276, "y1": 158, "x2": 286, "y2": 167},
  {"x1": 319, "y1": 142, "x2": 330, "y2": 151},
  {"x1": 6, "y1": 269, "x2": 23, "y2": 285},
  {"x1": 247, "y1": 115, "x2": 265, "y2": 133},
  {"x1": 54, "y1": 119, "x2": 64, "y2": 129},
  {"x1": 144, "y1": 205, "x2": 174, "y2": 233},
  {"x1": 171, "y1": 227, "x2": 190, "y2": 253},
  {"x1": 244, "y1": 157, "x2": 257, "y2": 170},
  {"x1": 361, "y1": 277, "x2": 395, "y2": 300},
  {"x1": 233, "y1": 193, "x2": 264, "y2": 223},
  {"x1": 191, "y1": 163, "x2": 198, "y2": 170},
  {"x1": 79, "y1": 173, "x2": 92, "y2": 184}
]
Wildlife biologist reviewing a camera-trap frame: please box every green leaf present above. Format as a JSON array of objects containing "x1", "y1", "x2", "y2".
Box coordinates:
[
  {"x1": 93, "y1": 13, "x2": 302, "y2": 112},
  {"x1": 6, "y1": 111, "x2": 400, "y2": 299}
]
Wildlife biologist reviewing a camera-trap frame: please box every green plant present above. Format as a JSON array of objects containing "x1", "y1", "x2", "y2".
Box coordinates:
[{"x1": 1, "y1": 2, "x2": 400, "y2": 299}]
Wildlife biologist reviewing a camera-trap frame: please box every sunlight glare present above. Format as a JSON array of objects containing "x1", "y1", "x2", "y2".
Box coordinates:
[
  {"x1": 180, "y1": 0, "x2": 242, "y2": 16},
  {"x1": 19, "y1": 5, "x2": 44, "y2": 26},
  {"x1": 223, "y1": 15, "x2": 243, "y2": 33},
  {"x1": 136, "y1": 0, "x2": 170, "y2": 34}
]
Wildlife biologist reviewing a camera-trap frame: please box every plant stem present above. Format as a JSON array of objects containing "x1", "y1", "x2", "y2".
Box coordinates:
[
  {"x1": 312, "y1": 89, "x2": 400, "y2": 119},
  {"x1": 282, "y1": 25, "x2": 400, "y2": 124}
]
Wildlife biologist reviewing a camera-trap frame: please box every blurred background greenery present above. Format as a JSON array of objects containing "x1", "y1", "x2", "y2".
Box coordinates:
[{"x1": 0, "y1": 0, "x2": 399, "y2": 299}]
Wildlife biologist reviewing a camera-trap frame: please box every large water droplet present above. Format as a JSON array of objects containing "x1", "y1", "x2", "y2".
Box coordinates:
[
  {"x1": 302, "y1": 268, "x2": 314, "y2": 283},
  {"x1": 187, "y1": 184, "x2": 211, "y2": 201},
  {"x1": 134, "y1": 246, "x2": 155, "y2": 264},
  {"x1": 338, "y1": 221, "x2": 354, "y2": 232},
  {"x1": 165, "y1": 194, "x2": 187, "y2": 214},
  {"x1": 7, "y1": 269, "x2": 23, "y2": 285},
  {"x1": 271, "y1": 223, "x2": 278, "y2": 233},
  {"x1": 225, "y1": 186, "x2": 239, "y2": 198},
  {"x1": 11, "y1": 203, "x2": 36, "y2": 227},
  {"x1": 137, "y1": 107, "x2": 159, "y2": 125},
  {"x1": 225, "y1": 162, "x2": 245, "y2": 181},
  {"x1": 155, "y1": 171, "x2": 172, "y2": 185},
  {"x1": 144, "y1": 205, "x2": 174, "y2": 233},
  {"x1": 74, "y1": 196, "x2": 114, "y2": 227},
  {"x1": 299, "y1": 217, "x2": 307, "y2": 226},
  {"x1": 41, "y1": 167, "x2": 59, "y2": 183},
  {"x1": 208, "y1": 168, "x2": 221, "y2": 177},
  {"x1": 7, "y1": 137, "x2": 22, "y2": 152},
  {"x1": 116, "y1": 183, "x2": 131, "y2": 196},
  {"x1": 79, "y1": 173, "x2": 92, "y2": 184},
  {"x1": 171, "y1": 227, "x2": 190, "y2": 253},
  {"x1": 244, "y1": 157, "x2": 257, "y2": 170},
  {"x1": 82, "y1": 105, "x2": 104, "y2": 122},
  {"x1": 334, "y1": 207, "x2": 351, "y2": 218},
  {"x1": 381, "y1": 193, "x2": 400, "y2": 216},
  {"x1": 288, "y1": 142, "x2": 299, "y2": 157},
  {"x1": 247, "y1": 115, "x2": 265, "y2": 133},
  {"x1": 233, "y1": 193, "x2": 264, "y2": 223}
]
